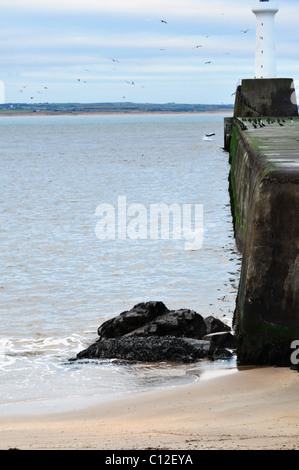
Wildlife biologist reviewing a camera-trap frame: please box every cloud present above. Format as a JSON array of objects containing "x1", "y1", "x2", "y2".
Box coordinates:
[
  {"x1": 1, "y1": 0, "x2": 299, "y2": 104},
  {"x1": 2, "y1": 0, "x2": 250, "y2": 18}
]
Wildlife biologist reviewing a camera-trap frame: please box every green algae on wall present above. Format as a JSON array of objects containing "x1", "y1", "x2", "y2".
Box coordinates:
[{"x1": 225, "y1": 118, "x2": 299, "y2": 366}]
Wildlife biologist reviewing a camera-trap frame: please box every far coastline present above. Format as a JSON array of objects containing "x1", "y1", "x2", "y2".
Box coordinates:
[{"x1": 0, "y1": 102, "x2": 234, "y2": 117}]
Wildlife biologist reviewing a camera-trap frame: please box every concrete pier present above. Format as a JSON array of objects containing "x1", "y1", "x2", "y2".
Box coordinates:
[
  {"x1": 225, "y1": 116, "x2": 299, "y2": 365},
  {"x1": 234, "y1": 78, "x2": 298, "y2": 117}
]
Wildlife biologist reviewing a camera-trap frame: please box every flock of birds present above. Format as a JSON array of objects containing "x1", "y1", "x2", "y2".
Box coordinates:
[
  {"x1": 16, "y1": 17, "x2": 251, "y2": 102},
  {"x1": 239, "y1": 117, "x2": 295, "y2": 131}
]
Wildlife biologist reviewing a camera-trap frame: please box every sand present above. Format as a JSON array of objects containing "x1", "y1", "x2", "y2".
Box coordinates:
[{"x1": 1, "y1": 366, "x2": 299, "y2": 450}]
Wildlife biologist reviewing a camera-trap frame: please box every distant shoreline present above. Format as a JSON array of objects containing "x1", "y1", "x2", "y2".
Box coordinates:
[
  {"x1": 0, "y1": 102, "x2": 234, "y2": 117},
  {"x1": 0, "y1": 109, "x2": 234, "y2": 117}
]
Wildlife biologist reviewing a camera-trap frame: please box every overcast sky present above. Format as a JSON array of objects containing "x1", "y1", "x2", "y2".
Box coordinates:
[{"x1": 1, "y1": 0, "x2": 298, "y2": 104}]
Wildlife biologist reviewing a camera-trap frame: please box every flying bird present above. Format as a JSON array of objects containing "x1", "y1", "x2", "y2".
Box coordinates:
[
  {"x1": 205, "y1": 61, "x2": 212, "y2": 64},
  {"x1": 161, "y1": 19, "x2": 167, "y2": 24},
  {"x1": 241, "y1": 29, "x2": 250, "y2": 33},
  {"x1": 193, "y1": 45, "x2": 203, "y2": 48},
  {"x1": 109, "y1": 58, "x2": 120, "y2": 62}
]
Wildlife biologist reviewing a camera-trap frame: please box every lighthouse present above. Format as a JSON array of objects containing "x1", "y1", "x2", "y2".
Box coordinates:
[
  {"x1": 233, "y1": 0, "x2": 298, "y2": 117},
  {"x1": 252, "y1": 0, "x2": 279, "y2": 79}
]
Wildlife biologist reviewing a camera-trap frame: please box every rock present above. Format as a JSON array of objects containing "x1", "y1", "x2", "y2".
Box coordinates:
[
  {"x1": 131, "y1": 308, "x2": 207, "y2": 339},
  {"x1": 97, "y1": 301, "x2": 169, "y2": 338},
  {"x1": 73, "y1": 302, "x2": 234, "y2": 364},
  {"x1": 204, "y1": 316, "x2": 231, "y2": 334},
  {"x1": 203, "y1": 331, "x2": 236, "y2": 349},
  {"x1": 75, "y1": 336, "x2": 232, "y2": 363}
]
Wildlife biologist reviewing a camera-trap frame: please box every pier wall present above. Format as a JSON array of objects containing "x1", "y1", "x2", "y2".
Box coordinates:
[
  {"x1": 233, "y1": 78, "x2": 298, "y2": 118},
  {"x1": 225, "y1": 117, "x2": 299, "y2": 365}
]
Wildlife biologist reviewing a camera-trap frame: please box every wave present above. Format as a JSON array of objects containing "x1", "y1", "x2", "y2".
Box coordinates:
[{"x1": 0, "y1": 333, "x2": 91, "y2": 368}]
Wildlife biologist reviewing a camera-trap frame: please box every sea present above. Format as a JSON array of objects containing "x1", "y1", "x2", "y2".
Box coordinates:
[{"x1": 0, "y1": 112, "x2": 241, "y2": 416}]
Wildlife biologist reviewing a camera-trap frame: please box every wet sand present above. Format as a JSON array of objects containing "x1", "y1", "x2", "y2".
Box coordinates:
[{"x1": 1, "y1": 366, "x2": 299, "y2": 450}]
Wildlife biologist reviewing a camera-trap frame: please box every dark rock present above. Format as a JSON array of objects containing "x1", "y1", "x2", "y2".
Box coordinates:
[
  {"x1": 73, "y1": 302, "x2": 234, "y2": 364},
  {"x1": 208, "y1": 345, "x2": 233, "y2": 361},
  {"x1": 97, "y1": 301, "x2": 168, "y2": 338},
  {"x1": 204, "y1": 316, "x2": 231, "y2": 334},
  {"x1": 75, "y1": 336, "x2": 231, "y2": 363},
  {"x1": 203, "y1": 331, "x2": 236, "y2": 349},
  {"x1": 131, "y1": 309, "x2": 207, "y2": 339}
]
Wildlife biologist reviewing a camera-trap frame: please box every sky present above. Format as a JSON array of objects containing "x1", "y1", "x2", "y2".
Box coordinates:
[{"x1": 1, "y1": 0, "x2": 299, "y2": 105}]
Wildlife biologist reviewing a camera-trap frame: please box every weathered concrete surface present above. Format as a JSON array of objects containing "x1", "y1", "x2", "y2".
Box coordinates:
[
  {"x1": 225, "y1": 117, "x2": 299, "y2": 365},
  {"x1": 234, "y1": 79, "x2": 298, "y2": 118}
]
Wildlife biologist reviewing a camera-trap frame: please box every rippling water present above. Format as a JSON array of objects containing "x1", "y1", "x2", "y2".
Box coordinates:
[{"x1": 0, "y1": 112, "x2": 240, "y2": 415}]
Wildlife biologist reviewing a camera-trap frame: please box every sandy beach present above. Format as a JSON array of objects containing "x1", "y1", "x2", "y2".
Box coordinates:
[{"x1": 1, "y1": 366, "x2": 299, "y2": 450}]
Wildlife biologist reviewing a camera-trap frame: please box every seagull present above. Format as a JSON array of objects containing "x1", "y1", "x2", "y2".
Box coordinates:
[
  {"x1": 206, "y1": 132, "x2": 215, "y2": 137},
  {"x1": 161, "y1": 19, "x2": 167, "y2": 24},
  {"x1": 109, "y1": 58, "x2": 120, "y2": 62},
  {"x1": 241, "y1": 29, "x2": 250, "y2": 33},
  {"x1": 205, "y1": 61, "x2": 212, "y2": 64},
  {"x1": 126, "y1": 81, "x2": 135, "y2": 85},
  {"x1": 193, "y1": 45, "x2": 203, "y2": 48}
]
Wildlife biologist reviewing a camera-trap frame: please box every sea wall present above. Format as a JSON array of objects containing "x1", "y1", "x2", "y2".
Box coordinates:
[
  {"x1": 233, "y1": 78, "x2": 298, "y2": 118},
  {"x1": 225, "y1": 117, "x2": 299, "y2": 366}
]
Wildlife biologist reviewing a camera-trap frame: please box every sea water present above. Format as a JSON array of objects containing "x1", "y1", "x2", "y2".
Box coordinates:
[{"x1": 0, "y1": 112, "x2": 240, "y2": 416}]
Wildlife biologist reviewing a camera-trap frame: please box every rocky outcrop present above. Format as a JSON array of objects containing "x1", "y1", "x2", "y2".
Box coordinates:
[
  {"x1": 204, "y1": 316, "x2": 231, "y2": 335},
  {"x1": 73, "y1": 301, "x2": 234, "y2": 363},
  {"x1": 203, "y1": 332, "x2": 236, "y2": 349}
]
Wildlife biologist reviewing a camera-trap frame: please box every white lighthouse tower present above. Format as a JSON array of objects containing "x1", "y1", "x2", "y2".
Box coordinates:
[
  {"x1": 252, "y1": 0, "x2": 279, "y2": 78},
  {"x1": 233, "y1": 0, "x2": 297, "y2": 117}
]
